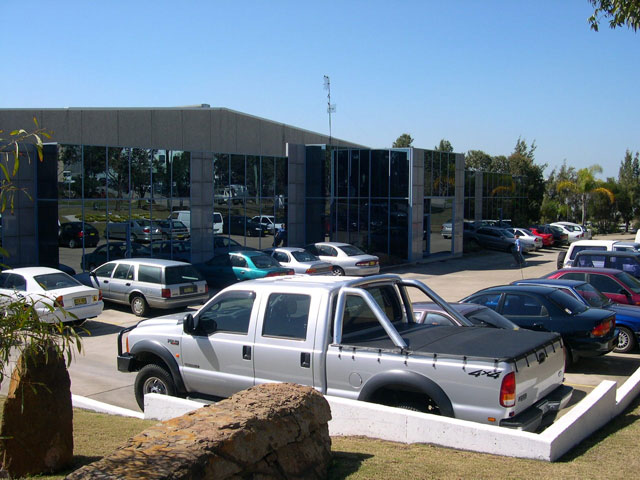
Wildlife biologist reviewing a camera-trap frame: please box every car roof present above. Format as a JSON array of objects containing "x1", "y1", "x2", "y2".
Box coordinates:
[
  {"x1": 232, "y1": 250, "x2": 269, "y2": 257},
  {"x1": 471, "y1": 285, "x2": 559, "y2": 295},
  {"x1": 272, "y1": 247, "x2": 305, "y2": 253},
  {"x1": 512, "y1": 278, "x2": 586, "y2": 288},
  {"x1": 570, "y1": 239, "x2": 618, "y2": 247},
  {"x1": 313, "y1": 242, "x2": 351, "y2": 247},
  {"x1": 575, "y1": 250, "x2": 640, "y2": 257},
  {"x1": 109, "y1": 258, "x2": 189, "y2": 266},
  {"x1": 412, "y1": 301, "x2": 483, "y2": 315},
  {"x1": 223, "y1": 273, "x2": 402, "y2": 292},
  {"x1": 2, "y1": 266, "x2": 64, "y2": 276},
  {"x1": 552, "y1": 267, "x2": 623, "y2": 275}
]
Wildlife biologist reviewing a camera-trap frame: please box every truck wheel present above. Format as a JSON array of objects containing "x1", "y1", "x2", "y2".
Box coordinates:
[
  {"x1": 396, "y1": 397, "x2": 440, "y2": 415},
  {"x1": 134, "y1": 364, "x2": 176, "y2": 411},
  {"x1": 332, "y1": 266, "x2": 345, "y2": 276},
  {"x1": 130, "y1": 295, "x2": 149, "y2": 316},
  {"x1": 615, "y1": 326, "x2": 636, "y2": 354}
]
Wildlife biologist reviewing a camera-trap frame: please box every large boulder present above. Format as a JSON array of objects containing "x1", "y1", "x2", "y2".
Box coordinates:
[
  {"x1": 67, "y1": 383, "x2": 332, "y2": 479},
  {"x1": 0, "y1": 345, "x2": 73, "y2": 477}
]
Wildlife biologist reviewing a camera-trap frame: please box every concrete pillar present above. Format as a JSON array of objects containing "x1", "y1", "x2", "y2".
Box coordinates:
[
  {"x1": 474, "y1": 171, "x2": 483, "y2": 223},
  {"x1": 286, "y1": 144, "x2": 306, "y2": 247},
  {"x1": 410, "y1": 149, "x2": 425, "y2": 262},
  {"x1": 453, "y1": 153, "x2": 465, "y2": 256},
  {"x1": 189, "y1": 151, "x2": 214, "y2": 263}
]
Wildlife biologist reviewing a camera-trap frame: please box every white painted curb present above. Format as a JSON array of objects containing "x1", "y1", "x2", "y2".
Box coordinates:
[{"x1": 71, "y1": 394, "x2": 144, "y2": 419}]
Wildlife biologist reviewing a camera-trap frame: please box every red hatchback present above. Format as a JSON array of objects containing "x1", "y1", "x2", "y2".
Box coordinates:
[
  {"x1": 529, "y1": 227, "x2": 554, "y2": 247},
  {"x1": 544, "y1": 267, "x2": 640, "y2": 306}
]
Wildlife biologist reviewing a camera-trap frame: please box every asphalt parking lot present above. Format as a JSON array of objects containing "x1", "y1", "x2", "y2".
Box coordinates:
[{"x1": 3, "y1": 234, "x2": 639, "y2": 415}]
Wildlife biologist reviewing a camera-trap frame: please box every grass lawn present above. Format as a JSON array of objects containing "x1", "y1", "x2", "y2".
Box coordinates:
[{"x1": 1, "y1": 395, "x2": 639, "y2": 479}]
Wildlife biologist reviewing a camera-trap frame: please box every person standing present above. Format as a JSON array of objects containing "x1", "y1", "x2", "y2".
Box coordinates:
[
  {"x1": 512, "y1": 234, "x2": 525, "y2": 268},
  {"x1": 273, "y1": 223, "x2": 287, "y2": 247}
]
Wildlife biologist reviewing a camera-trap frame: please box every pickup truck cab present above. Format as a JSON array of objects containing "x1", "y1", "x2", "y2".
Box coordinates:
[{"x1": 118, "y1": 274, "x2": 572, "y2": 431}]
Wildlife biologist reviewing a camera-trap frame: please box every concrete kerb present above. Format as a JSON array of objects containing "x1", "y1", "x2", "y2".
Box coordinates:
[{"x1": 71, "y1": 367, "x2": 640, "y2": 462}]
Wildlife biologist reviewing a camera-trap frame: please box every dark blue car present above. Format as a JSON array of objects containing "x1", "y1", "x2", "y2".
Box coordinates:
[
  {"x1": 512, "y1": 278, "x2": 640, "y2": 354},
  {"x1": 461, "y1": 285, "x2": 618, "y2": 365}
]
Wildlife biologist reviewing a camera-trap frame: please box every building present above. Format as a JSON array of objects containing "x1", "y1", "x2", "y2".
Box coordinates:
[{"x1": 0, "y1": 106, "x2": 523, "y2": 273}]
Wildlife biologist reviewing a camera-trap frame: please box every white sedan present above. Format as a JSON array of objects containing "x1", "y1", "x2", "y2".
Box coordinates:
[
  {"x1": 265, "y1": 247, "x2": 333, "y2": 275},
  {"x1": 0, "y1": 267, "x2": 103, "y2": 325},
  {"x1": 304, "y1": 242, "x2": 380, "y2": 276}
]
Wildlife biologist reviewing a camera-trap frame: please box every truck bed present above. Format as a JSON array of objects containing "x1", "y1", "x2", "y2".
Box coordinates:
[{"x1": 342, "y1": 324, "x2": 561, "y2": 362}]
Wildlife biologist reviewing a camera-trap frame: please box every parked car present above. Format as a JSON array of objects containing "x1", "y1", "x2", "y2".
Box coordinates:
[
  {"x1": 512, "y1": 278, "x2": 640, "y2": 353},
  {"x1": 77, "y1": 258, "x2": 208, "y2": 316},
  {"x1": 194, "y1": 250, "x2": 294, "y2": 289},
  {"x1": 106, "y1": 220, "x2": 162, "y2": 243},
  {"x1": 554, "y1": 221, "x2": 591, "y2": 240},
  {"x1": 81, "y1": 242, "x2": 151, "y2": 271},
  {"x1": 169, "y1": 210, "x2": 191, "y2": 231},
  {"x1": 304, "y1": 242, "x2": 380, "y2": 276},
  {"x1": 530, "y1": 225, "x2": 568, "y2": 247},
  {"x1": 149, "y1": 240, "x2": 190, "y2": 262},
  {"x1": 573, "y1": 250, "x2": 640, "y2": 278},
  {"x1": 560, "y1": 240, "x2": 620, "y2": 268},
  {"x1": 466, "y1": 227, "x2": 518, "y2": 252},
  {"x1": 441, "y1": 220, "x2": 452, "y2": 239},
  {"x1": 550, "y1": 223, "x2": 584, "y2": 243},
  {"x1": 250, "y1": 215, "x2": 283, "y2": 234},
  {"x1": 58, "y1": 221, "x2": 100, "y2": 248},
  {"x1": 528, "y1": 226, "x2": 554, "y2": 247},
  {"x1": 0, "y1": 267, "x2": 102, "y2": 325},
  {"x1": 153, "y1": 219, "x2": 190, "y2": 241},
  {"x1": 223, "y1": 215, "x2": 269, "y2": 237},
  {"x1": 506, "y1": 228, "x2": 542, "y2": 251},
  {"x1": 264, "y1": 247, "x2": 333, "y2": 275},
  {"x1": 544, "y1": 267, "x2": 640, "y2": 306},
  {"x1": 412, "y1": 302, "x2": 519, "y2": 330},
  {"x1": 461, "y1": 285, "x2": 618, "y2": 364}
]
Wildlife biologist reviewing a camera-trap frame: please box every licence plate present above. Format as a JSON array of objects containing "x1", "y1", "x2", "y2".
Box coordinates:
[
  {"x1": 74, "y1": 297, "x2": 87, "y2": 305},
  {"x1": 181, "y1": 285, "x2": 196, "y2": 294}
]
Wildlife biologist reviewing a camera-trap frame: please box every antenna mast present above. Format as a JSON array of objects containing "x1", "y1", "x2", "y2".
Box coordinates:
[{"x1": 323, "y1": 75, "x2": 336, "y2": 147}]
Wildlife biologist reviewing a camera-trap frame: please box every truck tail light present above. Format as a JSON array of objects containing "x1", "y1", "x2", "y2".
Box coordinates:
[
  {"x1": 98, "y1": 290, "x2": 103, "y2": 301},
  {"x1": 161, "y1": 288, "x2": 171, "y2": 298},
  {"x1": 126, "y1": 336, "x2": 130, "y2": 353},
  {"x1": 54, "y1": 296, "x2": 64, "y2": 307},
  {"x1": 591, "y1": 319, "x2": 613, "y2": 337},
  {"x1": 500, "y1": 372, "x2": 516, "y2": 407}
]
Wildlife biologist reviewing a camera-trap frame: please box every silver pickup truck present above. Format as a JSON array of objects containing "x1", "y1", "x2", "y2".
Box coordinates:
[{"x1": 117, "y1": 274, "x2": 572, "y2": 431}]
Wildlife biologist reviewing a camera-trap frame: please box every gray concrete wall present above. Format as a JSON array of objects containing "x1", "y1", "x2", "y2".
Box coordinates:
[
  {"x1": 474, "y1": 171, "x2": 483, "y2": 223},
  {"x1": 0, "y1": 108, "x2": 364, "y2": 155},
  {"x1": 286, "y1": 144, "x2": 306, "y2": 247},
  {"x1": 453, "y1": 153, "x2": 465, "y2": 256},
  {"x1": 190, "y1": 152, "x2": 215, "y2": 263},
  {"x1": 410, "y1": 149, "x2": 425, "y2": 262}
]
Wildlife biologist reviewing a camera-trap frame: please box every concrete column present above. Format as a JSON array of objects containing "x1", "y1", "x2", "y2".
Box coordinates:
[
  {"x1": 286, "y1": 144, "x2": 306, "y2": 247},
  {"x1": 453, "y1": 153, "x2": 465, "y2": 256},
  {"x1": 410, "y1": 149, "x2": 425, "y2": 262},
  {"x1": 474, "y1": 171, "x2": 483, "y2": 223},
  {"x1": 189, "y1": 152, "x2": 214, "y2": 263}
]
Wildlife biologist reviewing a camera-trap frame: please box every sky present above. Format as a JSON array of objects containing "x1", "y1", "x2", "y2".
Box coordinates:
[{"x1": 3, "y1": 1, "x2": 638, "y2": 180}]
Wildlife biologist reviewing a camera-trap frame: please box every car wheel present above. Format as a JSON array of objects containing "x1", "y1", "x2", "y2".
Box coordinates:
[
  {"x1": 130, "y1": 294, "x2": 149, "y2": 317},
  {"x1": 68, "y1": 238, "x2": 77, "y2": 248},
  {"x1": 332, "y1": 266, "x2": 345, "y2": 276},
  {"x1": 134, "y1": 364, "x2": 176, "y2": 411},
  {"x1": 615, "y1": 326, "x2": 637, "y2": 354}
]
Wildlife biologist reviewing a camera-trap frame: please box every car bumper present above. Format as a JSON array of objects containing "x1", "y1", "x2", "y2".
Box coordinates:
[
  {"x1": 146, "y1": 293, "x2": 209, "y2": 309},
  {"x1": 38, "y1": 301, "x2": 104, "y2": 324},
  {"x1": 567, "y1": 331, "x2": 619, "y2": 358},
  {"x1": 344, "y1": 265, "x2": 380, "y2": 276},
  {"x1": 500, "y1": 385, "x2": 573, "y2": 432}
]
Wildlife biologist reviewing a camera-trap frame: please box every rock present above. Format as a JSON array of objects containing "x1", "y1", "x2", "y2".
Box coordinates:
[
  {"x1": 0, "y1": 344, "x2": 74, "y2": 477},
  {"x1": 67, "y1": 383, "x2": 332, "y2": 479}
]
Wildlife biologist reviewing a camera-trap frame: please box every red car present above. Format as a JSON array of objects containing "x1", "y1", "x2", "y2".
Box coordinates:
[
  {"x1": 529, "y1": 227, "x2": 554, "y2": 247},
  {"x1": 544, "y1": 267, "x2": 640, "y2": 306}
]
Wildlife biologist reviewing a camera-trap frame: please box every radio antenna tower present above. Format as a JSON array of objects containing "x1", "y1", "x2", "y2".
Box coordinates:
[{"x1": 323, "y1": 75, "x2": 336, "y2": 147}]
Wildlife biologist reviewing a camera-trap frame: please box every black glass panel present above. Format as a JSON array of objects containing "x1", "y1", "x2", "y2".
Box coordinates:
[{"x1": 370, "y1": 150, "x2": 389, "y2": 197}]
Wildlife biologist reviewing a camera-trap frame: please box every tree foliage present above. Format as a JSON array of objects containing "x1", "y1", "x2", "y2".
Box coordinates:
[
  {"x1": 392, "y1": 133, "x2": 414, "y2": 148},
  {"x1": 588, "y1": 0, "x2": 640, "y2": 31},
  {"x1": 434, "y1": 139, "x2": 453, "y2": 152}
]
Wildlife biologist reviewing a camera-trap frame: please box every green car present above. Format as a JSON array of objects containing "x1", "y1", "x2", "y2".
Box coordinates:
[{"x1": 194, "y1": 251, "x2": 294, "y2": 290}]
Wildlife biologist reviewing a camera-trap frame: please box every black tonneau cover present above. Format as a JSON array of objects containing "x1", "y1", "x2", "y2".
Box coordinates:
[{"x1": 341, "y1": 324, "x2": 560, "y2": 362}]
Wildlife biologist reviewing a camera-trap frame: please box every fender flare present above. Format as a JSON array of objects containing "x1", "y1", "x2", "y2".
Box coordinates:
[
  {"x1": 358, "y1": 369, "x2": 454, "y2": 417},
  {"x1": 130, "y1": 339, "x2": 187, "y2": 394}
]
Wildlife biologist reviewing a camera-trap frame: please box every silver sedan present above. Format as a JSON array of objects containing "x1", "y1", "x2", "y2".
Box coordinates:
[
  {"x1": 265, "y1": 247, "x2": 333, "y2": 275},
  {"x1": 508, "y1": 228, "x2": 542, "y2": 251},
  {"x1": 304, "y1": 242, "x2": 380, "y2": 276}
]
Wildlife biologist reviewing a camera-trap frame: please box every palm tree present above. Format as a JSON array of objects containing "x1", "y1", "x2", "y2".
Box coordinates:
[{"x1": 557, "y1": 165, "x2": 614, "y2": 225}]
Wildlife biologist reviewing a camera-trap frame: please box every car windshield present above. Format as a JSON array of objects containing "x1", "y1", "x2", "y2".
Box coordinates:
[
  {"x1": 548, "y1": 289, "x2": 588, "y2": 314},
  {"x1": 615, "y1": 271, "x2": 640, "y2": 294},
  {"x1": 165, "y1": 265, "x2": 204, "y2": 284},
  {"x1": 251, "y1": 254, "x2": 280, "y2": 269},
  {"x1": 465, "y1": 308, "x2": 519, "y2": 330},
  {"x1": 34, "y1": 273, "x2": 82, "y2": 291},
  {"x1": 292, "y1": 251, "x2": 318, "y2": 262},
  {"x1": 574, "y1": 283, "x2": 610, "y2": 308},
  {"x1": 340, "y1": 245, "x2": 366, "y2": 256},
  {"x1": 521, "y1": 228, "x2": 534, "y2": 236},
  {"x1": 501, "y1": 229, "x2": 515, "y2": 238}
]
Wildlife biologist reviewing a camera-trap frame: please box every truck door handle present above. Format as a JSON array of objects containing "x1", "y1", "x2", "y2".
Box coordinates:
[
  {"x1": 242, "y1": 345, "x2": 252, "y2": 360},
  {"x1": 300, "y1": 352, "x2": 311, "y2": 368}
]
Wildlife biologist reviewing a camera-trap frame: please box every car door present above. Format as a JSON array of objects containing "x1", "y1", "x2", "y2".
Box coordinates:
[
  {"x1": 499, "y1": 293, "x2": 551, "y2": 331},
  {"x1": 253, "y1": 291, "x2": 316, "y2": 388},
  {"x1": 230, "y1": 253, "x2": 251, "y2": 280},
  {"x1": 589, "y1": 273, "x2": 632, "y2": 304},
  {"x1": 92, "y1": 262, "x2": 117, "y2": 299},
  {"x1": 180, "y1": 290, "x2": 257, "y2": 397},
  {"x1": 108, "y1": 263, "x2": 135, "y2": 302}
]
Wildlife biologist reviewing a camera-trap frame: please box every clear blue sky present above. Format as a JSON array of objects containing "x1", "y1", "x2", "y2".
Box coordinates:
[{"x1": 3, "y1": 1, "x2": 638, "y2": 179}]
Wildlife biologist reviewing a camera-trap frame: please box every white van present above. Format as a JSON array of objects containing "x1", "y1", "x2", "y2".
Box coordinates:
[
  {"x1": 170, "y1": 210, "x2": 224, "y2": 234},
  {"x1": 562, "y1": 239, "x2": 623, "y2": 268}
]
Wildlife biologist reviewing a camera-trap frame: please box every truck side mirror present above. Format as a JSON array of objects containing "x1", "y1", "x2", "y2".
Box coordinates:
[{"x1": 183, "y1": 313, "x2": 195, "y2": 334}]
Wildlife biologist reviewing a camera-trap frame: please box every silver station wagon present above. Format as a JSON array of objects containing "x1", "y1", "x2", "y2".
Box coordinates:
[{"x1": 84, "y1": 258, "x2": 209, "y2": 316}]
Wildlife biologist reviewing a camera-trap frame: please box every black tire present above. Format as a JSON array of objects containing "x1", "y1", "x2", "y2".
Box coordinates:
[
  {"x1": 68, "y1": 238, "x2": 77, "y2": 249},
  {"x1": 395, "y1": 397, "x2": 441, "y2": 415},
  {"x1": 130, "y1": 294, "x2": 149, "y2": 317},
  {"x1": 332, "y1": 266, "x2": 345, "y2": 276},
  {"x1": 134, "y1": 364, "x2": 176, "y2": 411},
  {"x1": 557, "y1": 251, "x2": 567, "y2": 270},
  {"x1": 564, "y1": 347, "x2": 573, "y2": 371},
  {"x1": 615, "y1": 326, "x2": 637, "y2": 354}
]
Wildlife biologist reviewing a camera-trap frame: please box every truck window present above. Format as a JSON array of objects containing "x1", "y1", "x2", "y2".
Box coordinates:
[
  {"x1": 262, "y1": 293, "x2": 310, "y2": 340},
  {"x1": 198, "y1": 294, "x2": 254, "y2": 335},
  {"x1": 364, "y1": 285, "x2": 403, "y2": 323},
  {"x1": 342, "y1": 295, "x2": 381, "y2": 335}
]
